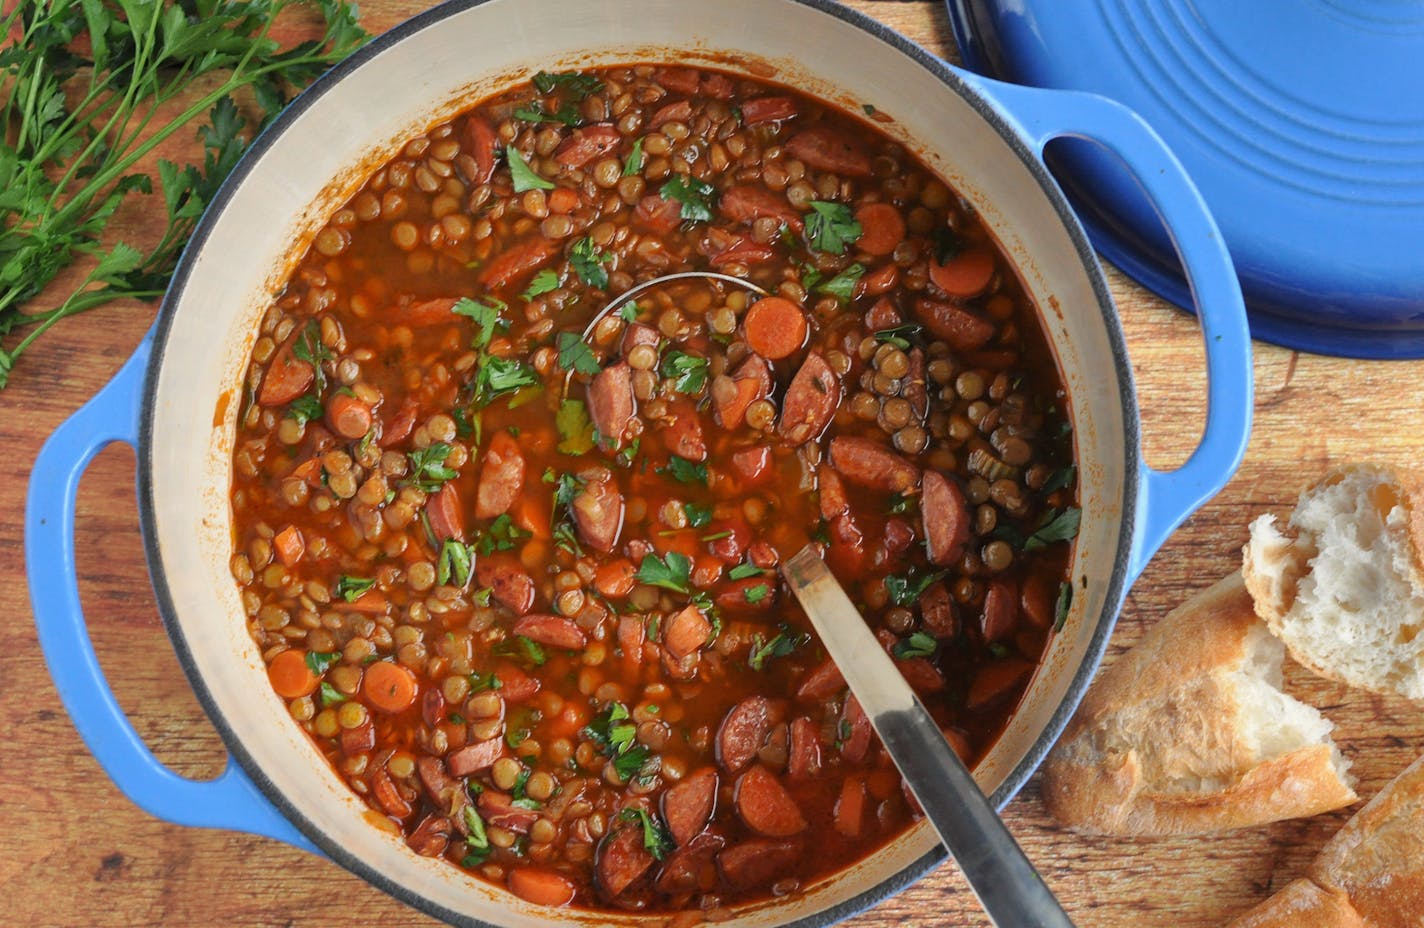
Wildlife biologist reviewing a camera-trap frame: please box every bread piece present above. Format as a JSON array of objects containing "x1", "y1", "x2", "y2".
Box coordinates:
[
  {"x1": 1041, "y1": 573, "x2": 1356, "y2": 835},
  {"x1": 1228, "y1": 752, "x2": 1424, "y2": 928},
  {"x1": 1244, "y1": 464, "x2": 1424, "y2": 699}
]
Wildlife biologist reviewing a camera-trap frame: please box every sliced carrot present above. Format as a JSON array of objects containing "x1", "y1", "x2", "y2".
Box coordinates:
[
  {"x1": 594, "y1": 558, "x2": 637, "y2": 598},
  {"x1": 344, "y1": 590, "x2": 390, "y2": 614},
  {"x1": 547, "y1": 186, "x2": 579, "y2": 215},
  {"x1": 268, "y1": 649, "x2": 319, "y2": 699},
  {"x1": 325, "y1": 392, "x2": 373, "y2": 440},
  {"x1": 507, "y1": 867, "x2": 577, "y2": 907},
  {"x1": 363, "y1": 660, "x2": 418, "y2": 713},
  {"x1": 290, "y1": 457, "x2": 323, "y2": 485},
  {"x1": 854, "y1": 202, "x2": 906, "y2": 256},
  {"x1": 272, "y1": 525, "x2": 305, "y2": 568},
  {"x1": 929, "y1": 246, "x2": 996, "y2": 298},
  {"x1": 743, "y1": 296, "x2": 808, "y2": 361},
  {"x1": 834, "y1": 775, "x2": 867, "y2": 838}
]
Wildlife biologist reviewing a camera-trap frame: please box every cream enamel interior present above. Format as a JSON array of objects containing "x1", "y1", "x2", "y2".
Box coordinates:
[{"x1": 145, "y1": 0, "x2": 1129, "y2": 923}]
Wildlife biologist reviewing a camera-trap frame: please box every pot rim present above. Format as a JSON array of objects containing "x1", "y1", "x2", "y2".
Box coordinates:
[{"x1": 137, "y1": 0, "x2": 1140, "y2": 924}]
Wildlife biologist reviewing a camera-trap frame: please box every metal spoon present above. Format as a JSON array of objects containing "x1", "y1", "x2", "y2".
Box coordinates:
[{"x1": 782, "y1": 545, "x2": 1075, "y2": 928}]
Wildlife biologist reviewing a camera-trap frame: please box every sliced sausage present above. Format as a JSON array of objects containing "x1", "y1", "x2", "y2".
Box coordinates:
[
  {"x1": 784, "y1": 126, "x2": 872, "y2": 177},
  {"x1": 896, "y1": 656, "x2": 946, "y2": 694},
  {"x1": 477, "y1": 790, "x2": 539, "y2": 833},
  {"x1": 427, "y1": 482, "x2": 465, "y2": 542},
  {"x1": 416, "y1": 755, "x2": 456, "y2": 803},
  {"x1": 735, "y1": 764, "x2": 807, "y2": 837},
  {"x1": 701, "y1": 72, "x2": 734, "y2": 100},
  {"x1": 829, "y1": 436, "x2": 920, "y2": 493},
  {"x1": 818, "y1": 465, "x2": 850, "y2": 520},
  {"x1": 493, "y1": 662, "x2": 540, "y2": 703},
  {"x1": 400, "y1": 296, "x2": 464, "y2": 327},
  {"x1": 621, "y1": 322, "x2": 660, "y2": 356},
  {"x1": 743, "y1": 296, "x2": 808, "y2": 361},
  {"x1": 660, "y1": 399, "x2": 707, "y2": 461},
  {"x1": 717, "y1": 839, "x2": 800, "y2": 889},
  {"x1": 475, "y1": 430, "x2": 524, "y2": 519},
  {"x1": 596, "y1": 823, "x2": 655, "y2": 897},
  {"x1": 477, "y1": 236, "x2": 560, "y2": 290},
  {"x1": 731, "y1": 445, "x2": 772, "y2": 484},
  {"x1": 663, "y1": 604, "x2": 712, "y2": 659},
  {"x1": 507, "y1": 868, "x2": 577, "y2": 907},
  {"x1": 1020, "y1": 573, "x2": 1056, "y2": 629},
  {"x1": 657, "y1": 67, "x2": 702, "y2": 96},
  {"x1": 421, "y1": 687, "x2": 446, "y2": 728},
  {"x1": 905, "y1": 347, "x2": 928, "y2": 421},
  {"x1": 407, "y1": 813, "x2": 451, "y2": 857},
  {"x1": 587, "y1": 362, "x2": 635, "y2": 451},
  {"x1": 922, "y1": 470, "x2": 970, "y2": 567},
  {"x1": 447, "y1": 737, "x2": 505, "y2": 776},
  {"x1": 554, "y1": 123, "x2": 621, "y2": 168},
  {"x1": 635, "y1": 193, "x2": 683, "y2": 233},
  {"x1": 981, "y1": 577, "x2": 1018, "y2": 643},
  {"x1": 513, "y1": 614, "x2": 588, "y2": 650},
  {"x1": 655, "y1": 833, "x2": 725, "y2": 895},
  {"x1": 866, "y1": 296, "x2": 902, "y2": 331},
  {"x1": 718, "y1": 184, "x2": 804, "y2": 232},
  {"x1": 919, "y1": 581, "x2": 958, "y2": 638},
  {"x1": 786, "y1": 717, "x2": 822, "y2": 780},
  {"x1": 661, "y1": 767, "x2": 718, "y2": 847},
  {"x1": 966, "y1": 659, "x2": 1032, "y2": 710},
  {"x1": 257, "y1": 332, "x2": 314, "y2": 406},
  {"x1": 326, "y1": 392, "x2": 373, "y2": 440},
  {"x1": 839, "y1": 695, "x2": 872, "y2": 764},
  {"x1": 708, "y1": 234, "x2": 778, "y2": 268},
  {"x1": 651, "y1": 99, "x2": 693, "y2": 127},
  {"x1": 714, "y1": 577, "x2": 777, "y2": 612},
  {"x1": 463, "y1": 116, "x2": 498, "y2": 185},
  {"x1": 741, "y1": 96, "x2": 798, "y2": 126},
  {"x1": 913, "y1": 297, "x2": 995, "y2": 352},
  {"x1": 370, "y1": 767, "x2": 412, "y2": 819},
  {"x1": 778, "y1": 352, "x2": 841, "y2": 446},
  {"x1": 379, "y1": 398, "x2": 419, "y2": 448},
  {"x1": 341, "y1": 720, "x2": 375, "y2": 755},
  {"x1": 713, "y1": 355, "x2": 771, "y2": 430},
  {"x1": 476, "y1": 556, "x2": 536, "y2": 615},
  {"x1": 796, "y1": 659, "x2": 845, "y2": 703},
  {"x1": 716, "y1": 696, "x2": 771, "y2": 774},
  {"x1": 834, "y1": 776, "x2": 867, "y2": 838},
  {"x1": 571, "y1": 467, "x2": 624, "y2": 553}
]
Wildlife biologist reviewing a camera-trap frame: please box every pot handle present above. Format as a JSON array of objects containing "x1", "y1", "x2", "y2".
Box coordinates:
[
  {"x1": 964, "y1": 75, "x2": 1253, "y2": 582},
  {"x1": 25, "y1": 332, "x2": 316, "y2": 853}
]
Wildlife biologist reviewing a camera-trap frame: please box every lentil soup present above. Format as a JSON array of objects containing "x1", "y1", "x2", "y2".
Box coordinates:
[{"x1": 228, "y1": 63, "x2": 1077, "y2": 915}]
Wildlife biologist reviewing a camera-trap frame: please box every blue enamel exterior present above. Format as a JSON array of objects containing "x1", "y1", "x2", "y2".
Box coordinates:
[{"x1": 25, "y1": 6, "x2": 1249, "y2": 920}]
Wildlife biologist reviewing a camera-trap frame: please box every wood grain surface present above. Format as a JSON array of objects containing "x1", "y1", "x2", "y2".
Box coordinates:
[{"x1": 3, "y1": 2, "x2": 1419, "y2": 926}]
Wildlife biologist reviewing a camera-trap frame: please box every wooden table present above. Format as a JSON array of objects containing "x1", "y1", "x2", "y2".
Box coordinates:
[{"x1": 3, "y1": 2, "x2": 1418, "y2": 925}]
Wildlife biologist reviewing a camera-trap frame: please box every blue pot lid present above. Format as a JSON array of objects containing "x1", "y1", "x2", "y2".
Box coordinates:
[{"x1": 948, "y1": 0, "x2": 1424, "y2": 358}]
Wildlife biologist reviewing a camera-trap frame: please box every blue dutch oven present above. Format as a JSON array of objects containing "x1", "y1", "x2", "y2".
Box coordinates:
[{"x1": 25, "y1": 0, "x2": 1252, "y2": 924}]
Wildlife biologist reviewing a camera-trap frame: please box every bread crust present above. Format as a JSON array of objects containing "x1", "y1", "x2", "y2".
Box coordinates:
[
  {"x1": 1244, "y1": 464, "x2": 1424, "y2": 696},
  {"x1": 1041, "y1": 573, "x2": 1356, "y2": 836},
  {"x1": 1228, "y1": 752, "x2": 1424, "y2": 928}
]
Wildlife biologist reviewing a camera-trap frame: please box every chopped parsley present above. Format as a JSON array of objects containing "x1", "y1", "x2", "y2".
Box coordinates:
[
  {"x1": 619, "y1": 807, "x2": 674, "y2": 860},
  {"x1": 884, "y1": 569, "x2": 947, "y2": 607},
  {"x1": 476, "y1": 513, "x2": 530, "y2": 556},
  {"x1": 505, "y1": 146, "x2": 554, "y2": 192},
  {"x1": 292, "y1": 320, "x2": 334, "y2": 393},
  {"x1": 804, "y1": 201, "x2": 862, "y2": 255},
  {"x1": 468, "y1": 670, "x2": 503, "y2": 693},
  {"x1": 749, "y1": 624, "x2": 808, "y2": 670},
  {"x1": 333, "y1": 576, "x2": 376, "y2": 603},
  {"x1": 1055, "y1": 581, "x2": 1073, "y2": 632},
  {"x1": 493, "y1": 635, "x2": 546, "y2": 667},
  {"x1": 451, "y1": 296, "x2": 507, "y2": 347},
  {"x1": 512, "y1": 101, "x2": 581, "y2": 127},
  {"x1": 887, "y1": 492, "x2": 917, "y2": 515},
  {"x1": 816, "y1": 262, "x2": 865, "y2": 303},
  {"x1": 873, "y1": 323, "x2": 923, "y2": 351},
  {"x1": 583, "y1": 703, "x2": 653, "y2": 780},
  {"x1": 891, "y1": 630, "x2": 937, "y2": 660},
  {"x1": 1027, "y1": 507, "x2": 1081, "y2": 550},
  {"x1": 437, "y1": 539, "x2": 475, "y2": 587},
  {"x1": 660, "y1": 350, "x2": 708, "y2": 394},
  {"x1": 318, "y1": 682, "x2": 346, "y2": 707},
  {"x1": 462, "y1": 805, "x2": 491, "y2": 867},
  {"x1": 743, "y1": 583, "x2": 771, "y2": 605},
  {"x1": 658, "y1": 455, "x2": 708, "y2": 485},
  {"x1": 521, "y1": 269, "x2": 561, "y2": 300},
  {"x1": 570, "y1": 237, "x2": 610, "y2": 289},
  {"x1": 617, "y1": 300, "x2": 640, "y2": 323},
  {"x1": 285, "y1": 393, "x2": 323, "y2": 426},
  {"x1": 659, "y1": 175, "x2": 716, "y2": 223},
  {"x1": 622, "y1": 138, "x2": 644, "y2": 177},
  {"x1": 531, "y1": 70, "x2": 604, "y2": 99},
  {"x1": 305, "y1": 651, "x2": 342, "y2": 675},
  {"x1": 1042, "y1": 466, "x2": 1077, "y2": 495},
  {"x1": 556, "y1": 331, "x2": 601, "y2": 376},
  {"x1": 728, "y1": 562, "x2": 763, "y2": 580},
  {"x1": 404, "y1": 442, "x2": 458, "y2": 492},
  {"x1": 682, "y1": 502, "x2": 713, "y2": 529},
  {"x1": 555, "y1": 399, "x2": 596, "y2": 455},
  {"x1": 475, "y1": 356, "x2": 539, "y2": 404},
  {"x1": 634, "y1": 551, "x2": 692, "y2": 595}
]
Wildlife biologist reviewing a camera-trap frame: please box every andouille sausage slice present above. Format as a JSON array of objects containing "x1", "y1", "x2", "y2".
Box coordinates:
[
  {"x1": 829, "y1": 436, "x2": 920, "y2": 493},
  {"x1": 735, "y1": 764, "x2": 807, "y2": 837},
  {"x1": 379, "y1": 398, "x2": 419, "y2": 448},
  {"x1": 475, "y1": 429, "x2": 524, "y2": 519},
  {"x1": 778, "y1": 352, "x2": 841, "y2": 446},
  {"x1": 447, "y1": 737, "x2": 505, "y2": 776},
  {"x1": 796, "y1": 658, "x2": 846, "y2": 703},
  {"x1": 371, "y1": 769, "x2": 413, "y2": 818},
  {"x1": 786, "y1": 717, "x2": 822, "y2": 780},
  {"x1": 660, "y1": 399, "x2": 707, "y2": 461},
  {"x1": 919, "y1": 581, "x2": 958, "y2": 638},
  {"x1": 717, "y1": 839, "x2": 801, "y2": 889},
  {"x1": 513, "y1": 614, "x2": 588, "y2": 650},
  {"x1": 921, "y1": 470, "x2": 970, "y2": 566},
  {"x1": 662, "y1": 604, "x2": 712, "y2": 660},
  {"x1": 417, "y1": 755, "x2": 457, "y2": 803},
  {"x1": 635, "y1": 193, "x2": 683, "y2": 233},
  {"x1": 980, "y1": 577, "x2": 1018, "y2": 643},
  {"x1": 427, "y1": 482, "x2": 465, "y2": 542},
  {"x1": 905, "y1": 347, "x2": 928, "y2": 421},
  {"x1": 784, "y1": 125, "x2": 872, "y2": 177},
  {"x1": 571, "y1": 467, "x2": 624, "y2": 553},
  {"x1": 650, "y1": 99, "x2": 693, "y2": 127},
  {"x1": 463, "y1": 117, "x2": 498, "y2": 185},
  {"x1": 477, "y1": 236, "x2": 560, "y2": 290},
  {"x1": 718, "y1": 184, "x2": 804, "y2": 231},
  {"x1": 407, "y1": 813, "x2": 452, "y2": 857},
  {"x1": 258, "y1": 332, "x2": 313, "y2": 406},
  {"x1": 817, "y1": 465, "x2": 850, "y2": 520},
  {"x1": 478, "y1": 790, "x2": 540, "y2": 833},
  {"x1": 554, "y1": 124, "x2": 621, "y2": 168},
  {"x1": 741, "y1": 95, "x2": 798, "y2": 126},
  {"x1": 476, "y1": 556, "x2": 536, "y2": 615},
  {"x1": 655, "y1": 833, "x2": 725, "y2": 895},
  {"x1": 586, "y1": 362, "x2": 635, "y2": 451},
  {"x1": 839, "y1": 695, "x2": 873, "y2": 764},
  {"x1": 621, "y1": 322, "x2": 660, "y2": 356},
  {"x1": 596, "y1": 823, "x2": 656, "y2": 897},
  {"x1": 661, "y1": 767, "x2": 718, "y2": 847},
  {"x1": 913, "y1": 297, "x2": 995, "y2": 352},
  {"x1": 716, "y1": 695, "x2": 771, "y2": 774}
]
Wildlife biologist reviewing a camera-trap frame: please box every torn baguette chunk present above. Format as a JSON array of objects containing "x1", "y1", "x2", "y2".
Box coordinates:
[
  {"x1": 1228, "y1": 751, "x2": 1424, "y2": 928},
  {"x1": 1041, "y1": 573, "x2": 1356, "y2": 835},
  {"x1": 1244, "y1": 464, "x2": 1424, "y2": 699}
]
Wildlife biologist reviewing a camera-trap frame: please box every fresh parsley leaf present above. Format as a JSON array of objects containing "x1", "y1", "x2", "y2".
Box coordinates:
[
  {"x1": 556, "y1": 331, "x2": 601, "y2": 375},
  {"x1": 1041, "y1": 466, "x2": 1077, "y2": 495},
  {"x1": 887, "y1": 492, "x2": 917, "y2": 515},
  {"x1": 804, "y1": 201, "x2": 862, "y2": 255},
  {"x1": 933, "y1": 226, "x2": 961, "y2": 264},
  {"x1": 616, "y1": 437, "x2": 641, "y2": 468},
  {"x1": 659, "y1": 455, "x2": 708, "y2": 485},
  {"x1": 476, "y1": 356, "x2": 539, "y2": 404},
  {"x1": 891, "y1": 630, "x2": 937, "y2": 660},
  {"x1": 660, "y1": 350, "x2": 708, "y2": 394},
  {"x1": 292, "y1": 320, "x2": 335, "y2": 393},
  {"x1": 569, "y1": 237, "x2": 610, "y2": 289},
  {"x1": 1025, "y1": 507, "x2": 1081, "y2": 551},
  {"x1": 749, "y1": 624, "x2": 807, "y2": 670},
  {"x1": 477, "y1": 514, "x2": 530, "y2": 556},
  {"x1": 619, "y1": 807, "x2": 674, "y2": 860},
  {"x1": 305, "y1": 651, "x2": 342, "y2": 675},
  {"x1": 583, "y1": 702, "x2": 638, "y2": 756},
  {"x1": 743, "y1": 583, "x2": 771, "y2": 605},
  {"x1": 437, "y1": 539, "x2": 474, "y2": 587},
  {"x1": 553, "y1": 522, "x2": 584, "y2": 556},
  {"x1": 468, "y1": 670, "x2": 503, "y2": 693},
  {"x1": 728, "y1": 562, "x2": 763, "y2": 580},
  {"x1": 512, "y1": 102, "x2": 582, "y2": 127},
  {"x1": 634, "y1": 551, "x2": 692, "y2": 594},
  {"x1": 873, "y1": 323, "x2": 923, "y2": 351},
  {"x1": 521, "y1": 269, "x2": 561, "y2": 300},
  {"x1": 506, "y1": 727, "x2": 530, "y2": 749},
  {"x1": 452, "y1": 297, "x2": 509, "y2": 350},
  {"x1": 659, "y1": 175, "x2": 716, "y2": 223},
  {"x1": 862, "y1": 103, "x2": 877, "y2": 115},
  {"x1": 622, "y1": 138, "x2": 644, "y2": 177},
  {"x1": 800, "y1": 262, "x2": 824, "y2": 293},
  {"x1": 613, "y1": 745, "x2": 652, "y2": 781},
  {"x1": 816, "y1": 263, "x2": 865, "y2": 303},
  {"x1": 405, "y1": 443, "x2": 458, "y2": 492},
  {"x1": 285, "y1": 393, "x2": 324, "y2": 426},
  {"x1": 505, "y1": 146, "x2": 554, "y2": 192},
  {"x1": 333, "y1": 576, "x2": 375, "y2": 603},
  {"x1": 532, "y1": 70, "x2": 604, "y2": 99},
  {"x1": 494, "y1": 635, "x2": 546, "y2": 667},
  {"x1": 555, "y1": 399, "x2": 596, "y2": 454},
  {"x1": 884, "y1": 569, "x2": 947, "y2": 607},
  {"x1": 549, "y1": 470, "x2": 587, "y2": 510},
  {"x1": 1054, "y1": 581, "x2": 1073, "y2": 632},
  {"x1": 682, "y1": 502, "x2": 713, "y2": 529},
  {"x1": 618, "y1": 300, "x2": 640, "y2": 322},
  {"x1": 318, "y1": 681, "x2": 347, "y2": 707}
]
